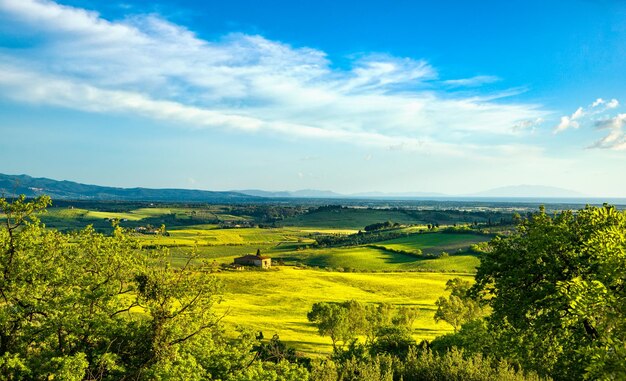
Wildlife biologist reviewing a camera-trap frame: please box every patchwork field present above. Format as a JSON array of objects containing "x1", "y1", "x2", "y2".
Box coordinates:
[{"x1": 32, "y1": 203, "x2": 498, "y2": 354}]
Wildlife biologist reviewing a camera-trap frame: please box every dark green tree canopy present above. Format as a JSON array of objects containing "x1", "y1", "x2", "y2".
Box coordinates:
[{"x1": 473, "y1": 204, "x2": 626, "y2": 380}]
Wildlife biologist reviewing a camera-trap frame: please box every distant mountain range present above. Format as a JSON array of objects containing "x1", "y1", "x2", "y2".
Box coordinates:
[
  {"x1": 0, "y1": 173, "x2": 589, "y2": 202},
  {"x1": 349, "y1": 191, "x2": 448, "y2": 199},
  {"x1": 465, "y1": 185, "x2": 585, "y2": 198},
  {"x1": 0, "y1": 174, "x2": 259, "y2": 202},
  {"x1": 236, "y1": 186, "x2": 582, "y2": 199},
  {"x1": 236, "y1": 189, "x2": 344, "y2": 198}
]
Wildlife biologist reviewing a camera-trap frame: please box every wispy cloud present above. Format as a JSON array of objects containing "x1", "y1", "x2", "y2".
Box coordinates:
[
  {"x1": 0, "y1": 0, "x2": 547, "y2": 154},
  {"x1": 443, "y1": 75, "x2": 500, "y2": 87}
]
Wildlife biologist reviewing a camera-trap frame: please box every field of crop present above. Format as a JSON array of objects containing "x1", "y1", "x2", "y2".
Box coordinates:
[{"x1": 214, "y1": 267, "x2": 469, "y2": 355}]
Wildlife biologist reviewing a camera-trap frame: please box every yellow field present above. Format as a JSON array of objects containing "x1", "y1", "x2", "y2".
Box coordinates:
[{"x1": 214, "y1": 267, "x2": 466, "y2": 355}]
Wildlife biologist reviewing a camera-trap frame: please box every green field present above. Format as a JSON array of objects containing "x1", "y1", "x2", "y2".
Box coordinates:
[
  {"x1": 375, "y1": 233, "x2": 489, "y2": 255},
  {"x1": 215, "y1": 267, "x2": 468, "y2": 355}
]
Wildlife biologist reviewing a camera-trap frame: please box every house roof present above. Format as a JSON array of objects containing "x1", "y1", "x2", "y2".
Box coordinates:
[{"x1": 235, "y1": 254, "x2": 270, "y2": 260}]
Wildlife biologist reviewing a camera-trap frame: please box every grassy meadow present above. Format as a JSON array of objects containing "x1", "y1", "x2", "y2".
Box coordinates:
[{"x1": 34, "y1": 203, "x2": 497, "y2": 354}]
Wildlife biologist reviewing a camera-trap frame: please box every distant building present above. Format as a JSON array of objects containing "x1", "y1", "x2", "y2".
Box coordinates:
[
  {"x1": 134, "y1": 226, "x2": 160, "y2": 235},
  {"x1": 233, "y1": 251, "x2": 271, "y2": 269}
]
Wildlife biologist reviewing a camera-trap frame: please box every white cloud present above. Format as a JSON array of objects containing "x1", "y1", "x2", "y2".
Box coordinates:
[
  {"x1": 443, "y1": 75, "x2": 500, "y2": 87},
  {"x1": 554, "y1": 106, "x2": 585, "y2": 133},
  {"x1": 589, "y1": 113, "x2": 626, "y2": 150},
  {"x1": 0, "y1": 0, "x2": 548, "y2": 155},
  {"x1": 592, "y1": 98, "x2": 605, "y2": 107},
  {"x1": 590, "y1": 98, "x2": 619, "y2": 111},
  {"x1": 557, "y1": 99, "x2": 625, "y2": 150},
  {"x1": 607, "y1": 99, "x2": 620, "y2": 109},
  {"x1": 554, "y1": 116, "x2": 579, "y2": 133},
  {"x1": 596, "y1": 113, "x2": 626, "y2": 130},
  {"x1": 555, "y1": 99, "x2": 622, "y2": 134}
]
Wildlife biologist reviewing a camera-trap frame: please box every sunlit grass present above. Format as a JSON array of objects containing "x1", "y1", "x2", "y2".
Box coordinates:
[{"x1": 214, "y1": 267, "x2": 467, "y2": 355}]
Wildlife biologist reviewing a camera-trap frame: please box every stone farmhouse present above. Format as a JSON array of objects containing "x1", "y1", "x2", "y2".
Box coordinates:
[{"x1": 233, "y1": 250, "x2": 271, "y2": 269}]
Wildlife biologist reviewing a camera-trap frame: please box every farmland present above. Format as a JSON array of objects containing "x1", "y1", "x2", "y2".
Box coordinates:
[
  {"x1": 4, "y1": 195, "x2": 623, "y2": 380},
  {"x1": 22, "y1": 201, "x2": 502, "y2": 354}
]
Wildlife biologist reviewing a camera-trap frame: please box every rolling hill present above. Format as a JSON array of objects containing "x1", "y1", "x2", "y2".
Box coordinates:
[{"x1": 0, "y1": 174, "x2": 260, "y2": 202}]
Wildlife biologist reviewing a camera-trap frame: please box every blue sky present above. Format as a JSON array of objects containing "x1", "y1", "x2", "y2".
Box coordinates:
[{"x1": 0, "y1": 0, "x2": 624, "y2": 196}]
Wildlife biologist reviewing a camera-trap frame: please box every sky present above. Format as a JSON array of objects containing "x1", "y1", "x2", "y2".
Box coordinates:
[{"x1": 0, "y1": 0, "x2": 625, "y2": 196}]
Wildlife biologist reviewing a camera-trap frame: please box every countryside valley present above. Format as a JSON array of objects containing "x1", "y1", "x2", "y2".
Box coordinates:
[
  {"x1": 2, "y1": 174, "x2": 625, "y2": 380},
  {"x1": 1, "y1": 0, "x2": 625, "y2": 379}
]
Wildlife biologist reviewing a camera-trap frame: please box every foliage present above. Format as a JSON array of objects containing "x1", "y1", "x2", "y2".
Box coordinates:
[
  {"x1": 468, "y1": 241, "x2": 491, "y2": 254},
  {"x1": 363, "y1": 221, "x2": 400, "y2": 232},
  {"x1": 396, "y1": 347, "x2": 546, "y2": 381},
  {"x1": 309, "y1": 354, "x2": 394, "y2": 381},
  {"x1": 306, "y1": 301, "x2": 363, "y2": 350},
  {"x1": 0, "y1": 196, "x2": 310, "y2": 380},
  {"x1": 307, "y1": 300, "x2": 424, "y2": 358},
  {"x1": 434, "y1": 278, "x2": 485, "y2": 332},
  {"x1": 255, "y1": 334, "x2": 299, "y2": 364},
  {"x1": 310, "y1": 346, "x2": 544, "y2": 381},
  {"x1": 313, "y1": 229, "x2": 409, "y2": 248},
  {"x1": 473, "y1": 204, "x2": 626, "y2": 380},
  {"x1": 430, "y1": 319, "x2": 496, "y2": 358},
  {"x1": 369, "y1": 326, "x2": 416, "y2": 358}
]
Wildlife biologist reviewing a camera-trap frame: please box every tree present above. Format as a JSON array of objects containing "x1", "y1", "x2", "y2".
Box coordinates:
[
  {"x1": 256, "y1": 334, "x2": 298, "y2": 364},
  {"x1": 473, "y1": 205, "x2": 626, "y2": 380},
  {"x1": 369, "y1": 326, "x2": 415, "y2": 358},
  {"x1": 307, "y1": 302, "x2": 351, "y2": 350},
  {"x1": 307, "y1": 301, "x2": 367, "y2": 350},
  {"x1": 433, "y1": 278, "x2": 483, "y2": 333},
  {"x1": 392, "y1": 306, "x2": 419, "y2": 330},
  {"x1": 0, "y1": 195, "x2": 146, "y2": 378},
  {"x1": 363, "y1": 303, "x2": 393, "y2": 344}
]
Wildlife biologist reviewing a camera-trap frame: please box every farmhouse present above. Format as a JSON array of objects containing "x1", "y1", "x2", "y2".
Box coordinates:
[{"x1": 233, "y1": 250, "x2": 271, "y2": 269}]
